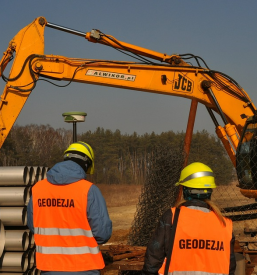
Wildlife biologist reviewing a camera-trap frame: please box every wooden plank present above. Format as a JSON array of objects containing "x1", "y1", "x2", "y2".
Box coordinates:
[
  {"x1": 237, "y1": 236, "x2": 257, "y2": 243},
  {"x1": 103, "y1": 260, "x2": 144, "y2": 271}
]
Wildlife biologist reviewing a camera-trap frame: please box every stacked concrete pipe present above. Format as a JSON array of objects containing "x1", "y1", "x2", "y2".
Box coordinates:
[{"x1": 0, "y1": 166, "x2": 47, "y2": 274}]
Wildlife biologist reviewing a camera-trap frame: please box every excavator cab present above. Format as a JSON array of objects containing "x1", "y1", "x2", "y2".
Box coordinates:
[{"x1": 236, "y1": 114, "x2": 257, "y2": 197}]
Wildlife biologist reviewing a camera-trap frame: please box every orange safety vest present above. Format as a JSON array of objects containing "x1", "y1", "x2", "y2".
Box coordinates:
[
  {"x1": 32, "y1": 179, "x2": 105, "y2": 272},
  {"x1": 159, "y1": 206, "x2": 232, "y2": 275}
]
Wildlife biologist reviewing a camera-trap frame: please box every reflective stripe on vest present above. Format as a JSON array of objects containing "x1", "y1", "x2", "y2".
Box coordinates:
[
  {"x1": 158, "y1": 206, "x2": 232, "y2": 275},
  {"x1": 32, "y1": 179, "x2": 105, "y2": 272},
  {"x1": 34, "y1": 227, "x2": 94, "y2": 237},
  {"x1": 36, "y1": 245, "x2": 100, "y2": 255},
  {"x1": 162, "y1": 271, "x2": 225, "y2": 275}
]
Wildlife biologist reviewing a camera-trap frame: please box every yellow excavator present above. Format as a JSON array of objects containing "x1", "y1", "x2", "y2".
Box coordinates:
[{"x1": 1, "y1": 16, "x2": 257, "y2": 200}]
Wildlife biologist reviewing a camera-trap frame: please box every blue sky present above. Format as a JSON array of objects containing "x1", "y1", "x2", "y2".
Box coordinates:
[{"x1": 1, "y1": 0, "x2": 257, "y2": 136}]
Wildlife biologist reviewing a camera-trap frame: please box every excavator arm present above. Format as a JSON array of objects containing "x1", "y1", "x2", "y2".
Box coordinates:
[
  {"x1": 30, "y1": 53, "x2": 254, "y2": 163},
  {"x1": 0, "y1": 17, "x2": 45, "y2": 148},
  {"x1": 1, "y1": 17, "x2": 257, "y2": 197}
]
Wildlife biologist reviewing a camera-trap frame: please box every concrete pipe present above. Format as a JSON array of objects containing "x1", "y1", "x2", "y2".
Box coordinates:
[
  {"x1": 41, "y1": 166, "x2": 48, "y2": 180},
  {"x1": 0, "y1": 166, "x2": 30, "y2": 186},
  {"x1": 0, "y1": 220, "x2": 5, "y2": 257},
  {"x1": 27, "y1": 230, "x2": 35, "y2": 248},
  {"x1": 0, "y1": 251, "x2": 28, "y2": 272},
  {"x1": 28, "y1": 267, "x2": 36, "y2": 275},
  {"x1": 34, "y1": 166, "x2": 42, "y2": 183},
  {"x1": 28, "y1": 267, "x2": 41, "y2": 275},
  {"x1": 25, "y1": 229, "x2": 34, "y2": 248},
  {"x1": 28, "y1": 248, "x2": 35, "y2": 269},
  {"x1": 0, "y1": 207, "x2": 27, "y2": 226},
  {"x1": 29, "y1": 167, "x2": 36, "y2": 185},
  {"x1": 0, "y1": 186, "x2": 30, "y2": 206},
  {"x1": 5, "y1": 230, "x2": 29, "y2": 251}
]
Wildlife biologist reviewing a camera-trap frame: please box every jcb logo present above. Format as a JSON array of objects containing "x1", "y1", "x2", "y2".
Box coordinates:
[{"x1": 173, "y1": 73, "x2": 193, "y2": 93}]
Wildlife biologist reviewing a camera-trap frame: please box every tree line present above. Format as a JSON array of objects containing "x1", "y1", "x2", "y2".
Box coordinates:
[{"x1": 0, "y1": 124, "x2": 234, "y2": 185}]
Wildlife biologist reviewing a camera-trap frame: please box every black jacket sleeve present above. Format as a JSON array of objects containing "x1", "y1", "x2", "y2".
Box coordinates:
[{"x1": 142, "y1": 209, "x2": 173, "y2": 275}]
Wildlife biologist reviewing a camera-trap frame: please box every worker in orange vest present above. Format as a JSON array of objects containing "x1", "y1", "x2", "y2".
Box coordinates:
[
  {"x1": 27, "y1": 142, "x2": 112, "y2": 275},
  {"x1": 142, "y1": 162, "x2": 236, "y2": 275}
]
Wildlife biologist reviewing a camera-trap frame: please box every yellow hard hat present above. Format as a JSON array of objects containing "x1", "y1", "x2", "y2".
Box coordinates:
[
  {"x1": 175, "y1": 162, "x2": 216, "y2": 189},
  {"x1": 64, "y1": 142, "x2": 94, "y2": 174}
]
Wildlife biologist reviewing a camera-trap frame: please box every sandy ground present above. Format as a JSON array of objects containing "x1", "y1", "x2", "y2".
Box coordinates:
[
  {"x1": 106, "y1": 205, "x2": 137, "y2": 244},
  {"x1": 104, "y1": 181, "x2": 257, "y2": 245}
]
